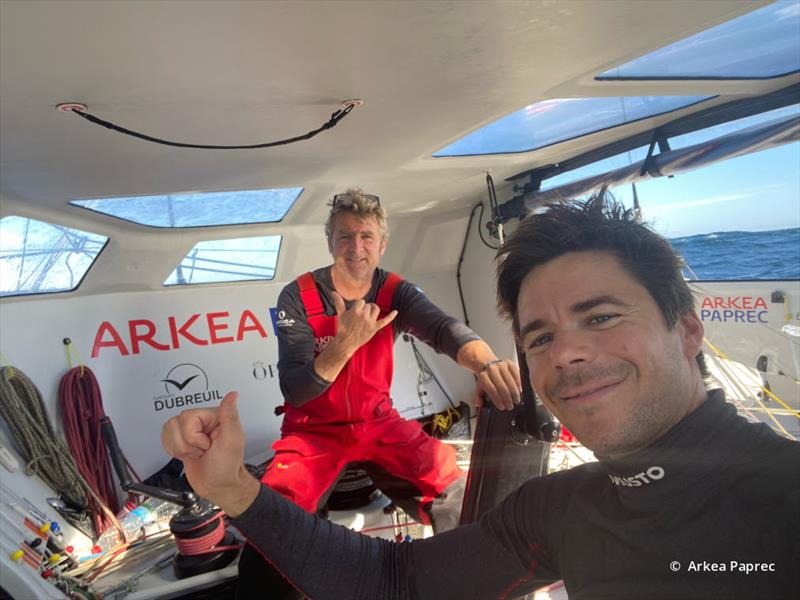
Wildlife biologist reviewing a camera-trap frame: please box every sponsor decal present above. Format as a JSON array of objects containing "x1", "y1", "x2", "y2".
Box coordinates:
[
  {"x1": 608, "y1": 466, "x2": 665, "y2": 487},
  {"x1": 314, "y1": 335, "x2": 334, "y2": 354},
  {"x1": 276, "y1": 311, "x2": 295, "y2": 328},
  {"x1": 699, "y1": 296, "x2": 768, "y2": 324},
  {"x1": 270, "y1": 307, "x2": 295, "y2": 334},
  {"x1": 92, "y1": 309, "x2": 268, "y2": 358},
  {"x1": 153, "y1": 363, "x2": 223, "y2": 413},
  {"x1": 252, "y1": 361, "x2": 278, "y2": 380}
]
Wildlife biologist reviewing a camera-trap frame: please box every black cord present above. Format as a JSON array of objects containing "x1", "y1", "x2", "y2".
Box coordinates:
[
  {"x1": 482, "y1": 174, "x2": 502, "y2": 249},
  {"x1": 456, "y1": 201, "x2": 499, "y2": 327},
  {"x1": 456, "y1": 203, "x2": 481, "y2": 326},
  {"x1": 486, "y1": 173, "x2": 499, "y2": 218},
  {"x1": 477, "y1": 202, "x2": 501, "y2": 250},
  {"x1": 67, "y1": 104, "x2": 355, "y2": 150}
]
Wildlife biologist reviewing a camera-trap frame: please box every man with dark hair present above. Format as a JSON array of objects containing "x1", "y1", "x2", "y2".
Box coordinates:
[{"x1": 163, "y1": 195, "x2": 800, "y2": 599}]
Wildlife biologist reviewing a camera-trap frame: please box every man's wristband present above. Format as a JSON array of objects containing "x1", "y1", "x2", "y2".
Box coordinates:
[{"x1": 479, "y1": 359, "x2": 503, "y2": 373}]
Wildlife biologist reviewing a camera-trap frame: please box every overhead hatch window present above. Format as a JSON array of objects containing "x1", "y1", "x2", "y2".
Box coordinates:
[
  {"x1": 0, "y1": 216, "x2": 108, "y2": 297},
  {"x1": 597, "y1": 1, "x2": 800, "y2": 80},
  {"x1": 70, "y1": 187, "x2": 303, "y2": 228},
  {"x1": 164, "y1": 235, "x2": 281, "y2": 286},
  {"x1": 432, "y1": 96, "x2": 712, "y2": 157}
]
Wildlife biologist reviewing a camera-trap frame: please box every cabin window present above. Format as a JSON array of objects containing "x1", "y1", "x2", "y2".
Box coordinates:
[
  {"x1": 588, "y1": 143, "x2": 799, "y2": 280},
  {"x1": 542, "y1": 104, "x2": 800, "y2": 191},
  {"x1": 0, "y1": 216, "x2": 108, "y2": 297},
  {"x1": 164, "y1": 235, "x2": 282, "y2": 286},
  {"x1": 70, "y1": 187, "x2": 303, "y2": 228},
  {"x1": 597, "y1": 1, "x2": 800, "y2": 80},
  {"x1": 542, "y1": 145, "x2": 650, "y2": 192},
  {"x1": 432, "y1": 96, "x2": 712, "y2": 157},
  {"x1": 667, "y1": 104, "x2": 800, "y2": 150}
]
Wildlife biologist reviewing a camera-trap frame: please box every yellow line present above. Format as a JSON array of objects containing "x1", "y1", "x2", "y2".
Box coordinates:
[
  {"x1": 704, "y1": 340, "x2": 796, "y2": 440},
  {"x1": 704, "y1": 339, "x2": 800, "y2": 419}
]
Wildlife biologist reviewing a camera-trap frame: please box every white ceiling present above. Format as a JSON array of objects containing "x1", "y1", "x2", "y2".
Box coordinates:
[{"x1": 1, "y1": 0, "x2": 780, "y2": 229}]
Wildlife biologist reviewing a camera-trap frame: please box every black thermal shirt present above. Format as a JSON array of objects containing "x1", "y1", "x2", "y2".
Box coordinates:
[{"x1": 231, "y1": 389, "x2": 800, "y2": 599}]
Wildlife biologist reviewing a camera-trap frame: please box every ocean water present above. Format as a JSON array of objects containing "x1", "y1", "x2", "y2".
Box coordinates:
[{"x1": 669, "y1": 228, "x2": 800, "y2": 280}]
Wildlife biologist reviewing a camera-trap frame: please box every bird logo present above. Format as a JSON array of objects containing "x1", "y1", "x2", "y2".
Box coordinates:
[
  {"x1": 161, "y1": 374, "x2": 199, "y2": 391},
  {"x1": 162, "y1": 363, "x2": 209, "y2": 395}
]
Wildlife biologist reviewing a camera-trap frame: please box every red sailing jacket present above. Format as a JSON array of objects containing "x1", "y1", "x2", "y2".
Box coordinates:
[{"x1": 280, "y1": 271, "x2": 403, "y2": 431}]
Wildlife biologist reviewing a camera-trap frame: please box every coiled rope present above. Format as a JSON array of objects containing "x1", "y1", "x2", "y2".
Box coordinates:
[
  {"x1": 0, "y1": 365, "x2": 121, "y2": 539},
  {"x1": 0, "y1": 366, "x2": 87, "y2": 508},
  {"x1": 59, "y1": 366, "x2": 121, "y2": 533},
  {"x1": 173, "y1": 511, "x2": 240, "y2": 557}
]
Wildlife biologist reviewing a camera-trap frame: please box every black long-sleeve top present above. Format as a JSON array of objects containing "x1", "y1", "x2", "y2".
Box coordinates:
[
  {"x1": 275, "y1": 266, "x2": 480, "y2": 406},
  {"x1": 231, "y1": 390, "x2": 800, "y2": 599}
]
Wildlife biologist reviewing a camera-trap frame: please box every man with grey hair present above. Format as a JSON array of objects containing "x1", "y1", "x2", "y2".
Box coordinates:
[{"x1": 238, "y1": 188, "x2": 520, "y2": 596}]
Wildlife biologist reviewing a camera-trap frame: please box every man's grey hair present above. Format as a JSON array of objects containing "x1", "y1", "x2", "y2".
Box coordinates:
[{"x1": 325, "y1": 188, "x2": 389, "y2": 240}]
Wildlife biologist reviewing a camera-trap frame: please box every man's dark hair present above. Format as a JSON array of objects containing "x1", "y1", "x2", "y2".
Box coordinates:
[{"x1": 496, "y1": 193, "x2": 707, "y2": 376}]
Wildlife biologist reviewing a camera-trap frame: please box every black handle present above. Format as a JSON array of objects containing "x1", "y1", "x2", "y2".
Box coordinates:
[
  {"x1": 100, "y1": 416, "x2": 197, "y2": 507},
  {"x1": 100, "y1": 416, "x2": 132, "y2": 488}
]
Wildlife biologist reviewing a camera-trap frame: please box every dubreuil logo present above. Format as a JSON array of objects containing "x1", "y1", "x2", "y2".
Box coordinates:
[{"x1": 154, "y1": 363, "x2": 222, "y2": 412}]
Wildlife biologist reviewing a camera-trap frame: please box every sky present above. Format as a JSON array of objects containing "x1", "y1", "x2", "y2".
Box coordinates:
[{"x1": 610, "y1": 141, "x2": 800, "y2": 239}]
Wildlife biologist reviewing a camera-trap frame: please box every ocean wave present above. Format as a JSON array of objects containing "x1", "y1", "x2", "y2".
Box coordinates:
[{"x1": 670, "y1": 228, "x2": 800, "y2": 280}]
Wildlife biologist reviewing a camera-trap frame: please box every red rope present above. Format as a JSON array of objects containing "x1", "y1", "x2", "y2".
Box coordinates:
[
  {"x1": 175, "y1": 515, "x2": 225, "y2": 555},
  {"x1": 174, "y1": 512, "x2": 241, "y2": 556},
  {"x1": 59, "y1": 367, "x2": 120, "y2": 534}
]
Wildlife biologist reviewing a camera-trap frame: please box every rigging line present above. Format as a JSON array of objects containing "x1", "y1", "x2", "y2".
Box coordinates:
[
  {"x1": 18, "y1": 218, "x2": 30, "y2": 284},
  {"x1": 717, "y1": 377, "x2": 764, "y2": 424},
  {"x1": 408, "y1": 336, "x2": 457, "y2": 409},
  {"x1": 681, "y1": 258, "x2": 701, "y2": 281},
  {"x1": 714, "y1": 356, "x2": 796, "y2": 441},
  {"x1": 706, "y1": 351, "x2": 786, "y2": 431},
  {"x1": 618, "y1": 96, "x2": 636, "y2": 168},
  {"x1": 704, "y1": 337, "x2": 800, "y2": 418},
  {"x1": 554, "y1": 441, "x2": 590, "y2": 466},
  {"x1": 66, "y1": 102, "x2": 356, "y2": 150},
  {"x1": 704, "y1": 347, "x2": 797, "y2": 441}
]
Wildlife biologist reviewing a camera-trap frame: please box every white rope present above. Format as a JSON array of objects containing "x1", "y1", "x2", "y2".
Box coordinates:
[{"x1": 0, "y1": 365, "x2": 87, "y2": 508}]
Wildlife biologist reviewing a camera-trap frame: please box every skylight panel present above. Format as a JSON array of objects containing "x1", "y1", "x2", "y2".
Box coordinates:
[
  {"x1": 597, "y1": 1, "x2": 800, "y2": 80},
  {"x1": 71, "y1": 187, "x2": 303, "y2": 228},
  {"x1": 433, "y1": 96, "x2": 712, "y2": 157},
  {"x1": 164, "y1": 235, "x2": 281, "y2": 286},
  {"x1": 0, "y1": 216, "x2": 108, "y2": 297}
]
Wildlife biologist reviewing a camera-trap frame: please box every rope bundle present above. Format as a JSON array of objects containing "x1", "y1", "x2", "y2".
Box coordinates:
[
  {"x1": 59, "y1": 366, "x2": 121, "y2": 533},
  {"x1": 0, "y1": 366, "x2": 87, "y2": 509}
]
